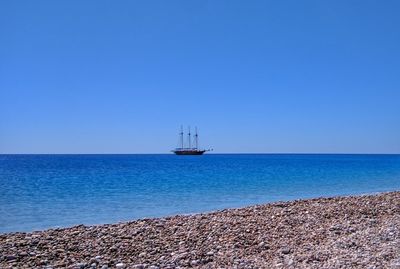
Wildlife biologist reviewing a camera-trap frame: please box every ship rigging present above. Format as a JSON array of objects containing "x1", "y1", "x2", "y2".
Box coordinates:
[{"x1": 172, "y1": 126, "x2": 211, "y2": 155}]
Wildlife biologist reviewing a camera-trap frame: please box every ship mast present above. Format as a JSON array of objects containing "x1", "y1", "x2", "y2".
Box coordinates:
[
  {"x1": 180, "y1": 125, "x2": 184, "y2": 149},
  {"x1": 188, "y1": 126, "x2": 191, "y2": 149},
  {"x1": 194, "y1": 127, "x2": 198, "y2": 149}
]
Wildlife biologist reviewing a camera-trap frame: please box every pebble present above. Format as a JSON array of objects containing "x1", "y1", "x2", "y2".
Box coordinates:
[
  {"x1": 286, "y1": 258, "x2": 294, "y2": 266},
  {"x1": 0, "y1": 192, "x2": 399, "y2": 268},
  {"x1": 5, "y1": 255, "x2": 17, "y2": 261},
  {"x1": 74, "y1": 263, "x2": 86, "y2": 269},
  {"x1": 190, "y1": 260, "x2": 200, "y2": 266}
]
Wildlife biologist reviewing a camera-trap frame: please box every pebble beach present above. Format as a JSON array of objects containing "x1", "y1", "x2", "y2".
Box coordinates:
[{"x1": 1, "y1": 191, "x2": 399, "y2": 269}]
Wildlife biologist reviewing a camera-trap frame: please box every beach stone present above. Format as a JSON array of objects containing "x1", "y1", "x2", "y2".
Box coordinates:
[
  {"x1": 74, "y1": 263, "x2": 86, "y2": 269},
  {"x1": 5, "y1": 255, "x2": 17, "y2": 261},
  {"x1": 1, "y1": 192, "x2": 400, "y2": 269},
  {"x1": 190, "y1": 260, "x2": 200, "y2": 266},
  {"x1": 286, "y1": 258, "x2": 294, "y2": 266},
  {"x1": 115, "y1": 262, "x2": 125, "y2": 268},
  {"x1": 19, "y1": 251, "x2": 28, "y2": 257},
  {"x1": 391, "y1": 260, "x2": 400, "y2": 268},
  {"x1": 138, "y1": 252, "x2": 146, "y2": 258}
]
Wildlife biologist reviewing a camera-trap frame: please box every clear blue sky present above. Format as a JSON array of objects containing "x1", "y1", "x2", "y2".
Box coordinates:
[{"x1": 1, "y1": 1, "x2": 399, "y2": 153}]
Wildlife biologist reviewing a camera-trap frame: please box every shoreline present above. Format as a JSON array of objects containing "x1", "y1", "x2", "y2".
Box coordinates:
[
  {"x1": 1, "y1": 190, "x2": 391, "y2": 235},
  {"x1": 1, "y1": 191, "x2": 399, "y2": 268}
]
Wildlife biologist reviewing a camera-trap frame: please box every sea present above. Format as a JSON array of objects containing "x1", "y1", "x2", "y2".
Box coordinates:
[{"x1": 1, "y1": 154, "x2": 399, "y2": 233}]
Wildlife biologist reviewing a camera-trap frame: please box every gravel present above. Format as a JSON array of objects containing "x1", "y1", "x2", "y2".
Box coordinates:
[{"x1": 1, "y1": 191, "x2": 399, "y2": 268}]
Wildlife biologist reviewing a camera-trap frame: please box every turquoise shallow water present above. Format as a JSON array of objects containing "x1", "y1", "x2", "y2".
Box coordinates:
[{"x1": 0, "y1": 154, "x2": 399, "y2": 233}]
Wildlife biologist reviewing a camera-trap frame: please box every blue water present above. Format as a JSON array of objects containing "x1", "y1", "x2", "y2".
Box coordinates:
[{"x1": 0, "y1": 154, "x2": 399, "y2": 233}]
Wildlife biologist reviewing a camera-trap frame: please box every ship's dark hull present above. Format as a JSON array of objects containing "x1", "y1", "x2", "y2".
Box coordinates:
[{"x1": 173, "y1": 150, "x2": 206, "y2": 155}]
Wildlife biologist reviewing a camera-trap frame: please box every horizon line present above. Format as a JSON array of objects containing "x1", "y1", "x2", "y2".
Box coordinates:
[{"x1": 0, "y1": 152, "x2": 399, "y2": 155}]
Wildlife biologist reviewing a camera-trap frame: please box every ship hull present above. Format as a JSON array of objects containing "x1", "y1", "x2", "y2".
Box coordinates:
[{"x1": 173, "y1": 150, "x2": 206, "y2": 155}]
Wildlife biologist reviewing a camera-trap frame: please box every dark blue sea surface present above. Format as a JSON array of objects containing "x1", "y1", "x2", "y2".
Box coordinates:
[{"x1": 1, "y1": 154, "x2": 399, "y2": 233}]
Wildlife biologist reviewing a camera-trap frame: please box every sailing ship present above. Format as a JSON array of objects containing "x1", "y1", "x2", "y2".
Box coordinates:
[{"x1": 172, "y1": 126, "x2": 211, "y2": 155}]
